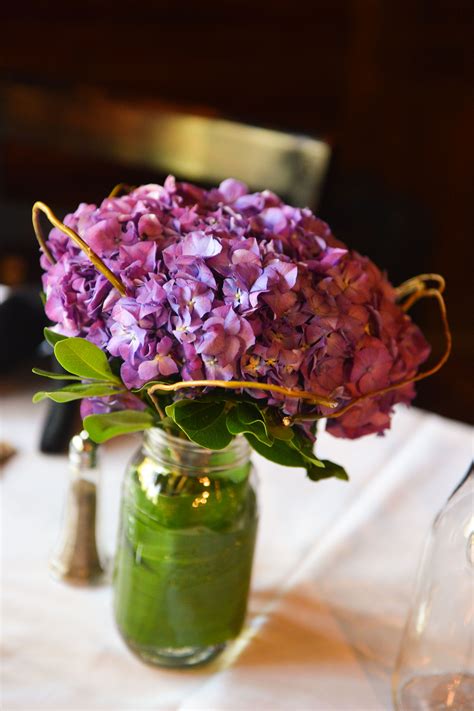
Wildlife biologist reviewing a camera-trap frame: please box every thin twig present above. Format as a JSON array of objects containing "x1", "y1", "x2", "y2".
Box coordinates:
[
  {"x1": 147, "y1": 379, "x2": 338, "y2": 408},
  {"x1": 32, "y1": 203, "x2": 55, "y2": 265},
  {"x1": 395, "y1": 273, "x2": 445, "y2": 300},
  {"x1": 108, "y1": 183, "x2": 135, "y2": 198},
  {"x1": 147, "y1": 389, "x2": 166, "y2": 421},
  {"x1": 32, "y1": 202, "x2": 127, "y2": 296}
]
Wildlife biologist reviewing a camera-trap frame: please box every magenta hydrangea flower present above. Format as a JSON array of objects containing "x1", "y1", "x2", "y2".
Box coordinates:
[{"x1": 41, "y1": 176, "x2": 430, "y2": 439}]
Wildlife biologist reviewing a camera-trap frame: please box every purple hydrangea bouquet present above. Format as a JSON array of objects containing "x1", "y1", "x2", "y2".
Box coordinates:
[{"x1": 32, "y1": 177, "x2": 450, "y2": 667}]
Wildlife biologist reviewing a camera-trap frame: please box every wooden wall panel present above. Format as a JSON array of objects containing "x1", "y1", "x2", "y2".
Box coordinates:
[{"x1": 1, "y1": 1, "x2": 473, "y2": 421}]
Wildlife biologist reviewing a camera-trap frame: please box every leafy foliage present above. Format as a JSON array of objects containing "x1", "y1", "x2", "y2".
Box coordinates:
[
  {"x1": 54, "y1": 337, "x2": 120, "y2": 382},
  {"x1": 226, "y1": 403, "x2": 273, "y2": 446},
  {"x1": 33, "y1": 335, "x2": 348, "y2": 482},
  {"x1": 32, "y1": 368, "x2": 82, "y2": 381},
  {"x1": 84, "y1": 410, "x2": 154, "y2": 443},
  {"x1": 33, "y1": 383, "x2": 121, "y2": 403},
  {"x1": 263, "y1": 409, "x2": 294, "y2": 441},
  {"x1": 43, "y1": 327, "x2": 69, "y2": 347},
  {"x1": 244, "y1": 433, "x2": 306, "y2": 467},
  {"x1": 307, "y1": 460, "x2": 349, "y2": 482},
  {"x1": 165, "y1": 400, "x2": 233, "y2": 450}
]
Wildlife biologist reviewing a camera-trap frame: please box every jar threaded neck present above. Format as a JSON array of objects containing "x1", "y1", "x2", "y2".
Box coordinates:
[{"x1": 143, "y1": 428, "x2": 250, "y2": 475}]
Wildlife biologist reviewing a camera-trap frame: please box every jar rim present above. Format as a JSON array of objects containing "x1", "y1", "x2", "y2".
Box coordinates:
[{"x1": 143, "y1": 428, "x2": 251, "y2": 474}]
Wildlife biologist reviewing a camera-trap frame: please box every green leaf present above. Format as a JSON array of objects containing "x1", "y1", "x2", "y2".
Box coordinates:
[
  {"x1": 307, "y1": 459, "x2": 349, "y2": 482},
  {"x1": 226, "y1": 403, "x2": 273, "y2": 446},
  {"x1": 132, "y1": 379, "x2": 168, "y2": 394},
  {"x1": 245, "y1": 433, "x2": 305, "y2": 467},
  {"x1": 166, "y1": 400, "x2": 233, "y2": 450},
  {"x1": 33, "y1": 383, "x2": 121, "y2": 403},
  {"x1": 158, "y1": 415, "x2": 176, "y2": 431},
  {"x1": 246, "y1": 433, "x2": 349, "y2": 483},
  {"x1": 84, "y1": 410, "x2": 154, "y2": 443},
  {"x1": 44, "y1": 327, "x2": 69, "y2": 347},
  {"x1": 235, "y1": 402, "x2": 266, "y2": 426},
  {"x1": 39, "y1": 291, "x2": 47, "y2": 307},
  {"x1": 263, "y1": 408, "x2": 294, "y2": 441},
  {"x1": 32, "y1": 367, "x2": 82, "y2": 381},
  {"x1": 54, "y1": 337, "x2": 119, "y2": 382},
  {"x1": 290, "y1": 429, "x2": 325, "y2": 467}
]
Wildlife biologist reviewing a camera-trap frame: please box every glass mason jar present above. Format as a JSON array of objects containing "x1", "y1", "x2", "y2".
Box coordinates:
[{"x1": 113, "y1": 428, "x2": 258, "y2": 668}]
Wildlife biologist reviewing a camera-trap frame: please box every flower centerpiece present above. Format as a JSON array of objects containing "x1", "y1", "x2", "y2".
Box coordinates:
[{"x1": 33, "y1": 177, "x2": 450, "y2": 667}]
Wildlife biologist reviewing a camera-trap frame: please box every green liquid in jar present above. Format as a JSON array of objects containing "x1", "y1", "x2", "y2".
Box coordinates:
[{"x1": 114, "y1": 465, "x2": 257, "y2": 650}]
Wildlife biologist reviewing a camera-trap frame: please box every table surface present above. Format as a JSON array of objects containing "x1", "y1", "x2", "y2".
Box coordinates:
[{"x1": 1, "y1": 385, "x2": 473, "y2": 711}]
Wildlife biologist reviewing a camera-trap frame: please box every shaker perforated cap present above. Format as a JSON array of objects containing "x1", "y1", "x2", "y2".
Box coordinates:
[{"x1": 69, "y1": 430, "x2": 98, "y2": 469}]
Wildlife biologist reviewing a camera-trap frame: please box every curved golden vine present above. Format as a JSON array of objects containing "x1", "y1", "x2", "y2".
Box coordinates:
[
  {"x1": 32, "y1": 201, "x2": 127, "y2": 296},
  {"x1": 147, "y1": 379, "x2": 338, "y2": 409},
  {"x1": 108, "y1": 183, "x2": 135, "y2": 198}
]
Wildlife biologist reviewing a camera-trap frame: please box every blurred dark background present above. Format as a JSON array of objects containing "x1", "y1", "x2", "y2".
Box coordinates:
[{"x1": 1, "y1": 1, "x2": 473, "y2": 423}]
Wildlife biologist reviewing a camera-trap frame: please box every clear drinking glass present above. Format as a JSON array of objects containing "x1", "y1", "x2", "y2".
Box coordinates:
[
  {"x1": 113, "y1": 429, "x2": 258, "y2": 668},
  {"x1": 393, "y1": 463, "x2": 474, "y2": 710}
]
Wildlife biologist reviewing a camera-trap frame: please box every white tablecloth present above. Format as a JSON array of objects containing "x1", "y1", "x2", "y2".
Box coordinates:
[{"x1": 1, "y1": 385, "x2": 472, "y2": 711}]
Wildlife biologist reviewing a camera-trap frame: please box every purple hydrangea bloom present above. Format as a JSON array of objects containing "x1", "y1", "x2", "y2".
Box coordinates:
[
  {"x1": 196, "y1": 304, "x2": 255, "y2": 379},
  {"x1": 138, "y1": 336, "x2": 178, "y2": 381},
  {"x1": 41, "y1": 176, "x2": 430, "y2": 438},
  {"x1": 80, "y1": 391, "x2": 146, "y2": 419}
]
